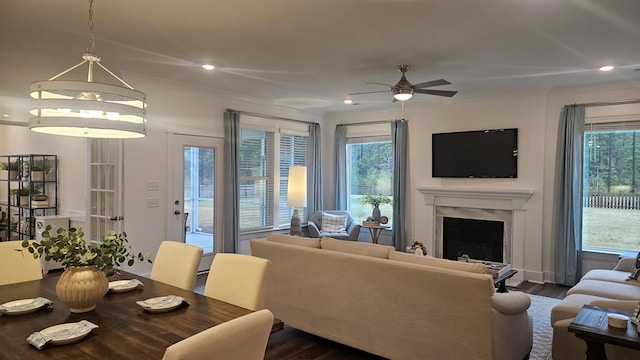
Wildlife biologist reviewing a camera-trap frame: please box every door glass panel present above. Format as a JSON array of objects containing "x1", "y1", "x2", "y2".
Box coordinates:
[{"x1": 184, "y1": 146, "x2": 215, "y2": 254}]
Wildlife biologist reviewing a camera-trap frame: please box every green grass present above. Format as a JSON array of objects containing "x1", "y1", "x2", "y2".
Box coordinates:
[
  {"x1": 583, "y1": 207, "x2": 640, "y2": 251},
  {"x1": 184, "y1": 199, "x2": 214, "y2": 233}
]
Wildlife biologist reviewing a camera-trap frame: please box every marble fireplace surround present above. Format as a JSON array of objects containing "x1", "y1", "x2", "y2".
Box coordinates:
[{"x1": 417, "y1": 187, "x2": 534, "y2": 274}]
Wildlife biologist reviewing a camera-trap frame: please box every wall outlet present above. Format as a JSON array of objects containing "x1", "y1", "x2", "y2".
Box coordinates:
[
  {"x1": 147, "y1": 181, "x2": 160, "y2": 191},
  {"x1": 146, "y1": 198, "x2": 159, "y2": 208}
]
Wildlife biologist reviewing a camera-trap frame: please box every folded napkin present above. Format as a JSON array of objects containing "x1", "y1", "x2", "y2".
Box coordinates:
[
  {"x1": 136, "y1": 295, "x2": 189, "y2": 312},
  {"x1": 27, "y1": 320, "x2": 98, "y2": 350},
  {"x1": 109, "y1": 279, "x2": 144, "y2": 291},
  {"x1": 0, "y1": 297, "x2": 54, "y2": 315}
]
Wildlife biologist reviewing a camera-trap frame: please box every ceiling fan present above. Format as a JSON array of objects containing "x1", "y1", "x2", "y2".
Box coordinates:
[{"x1": 349, "y1": 65, "x2": 457, "y2": 102}]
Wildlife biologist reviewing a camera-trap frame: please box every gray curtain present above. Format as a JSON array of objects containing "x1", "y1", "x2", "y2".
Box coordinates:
[
  {"x1": 223, "y1": 110, "x2": 240, "y2": 253},
  {"x1": 334, "y1": 124, "x2": 347, "y2": 210},
  {"x1": 553, "y1": 105, "x2": 585, "y2": 286},
  {"x1": 308, "y1": 123, "x2": 323, "y2": 213},
  {"x1": 391, "y1": 119, "x2": 409, "y2": 251}
]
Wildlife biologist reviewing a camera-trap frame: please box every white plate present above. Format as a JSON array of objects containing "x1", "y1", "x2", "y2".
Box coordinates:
[
  {"x1": 137, "y1": 296, "x2": 184, "y2": 313},
  {"x1": 108, "y1": 279, "x2": 140, "y2": 293},
  {"x1": 40, "y1": 323, "x2": 92, "y2": 345},
  {"x1": 0, "y1": 298, "x2": 47, "y2": 316}
]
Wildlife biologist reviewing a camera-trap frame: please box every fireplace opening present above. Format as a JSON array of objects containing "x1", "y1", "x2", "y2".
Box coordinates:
[{"x1": 443, "y1": 217, "x2": 504, "y2": 263}]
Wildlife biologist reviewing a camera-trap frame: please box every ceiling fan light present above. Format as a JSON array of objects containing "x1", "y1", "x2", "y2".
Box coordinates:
[{"x1": 393, "y1": 91, "x2": 413, "y2": 101}]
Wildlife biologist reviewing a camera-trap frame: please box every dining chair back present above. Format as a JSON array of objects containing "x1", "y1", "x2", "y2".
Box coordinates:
[
  {"x1": 150, "y1": 241, "x2": 203, "y2": 291},
  {"x1": 204, "y1": 253, "x2": 271, "y2": 311},
  {"x1": 0, "y1": 241, "x2": 42, "y2": 286},
  {"x1": 162, "y1": 309, "x2": 274, "y2": 360}
]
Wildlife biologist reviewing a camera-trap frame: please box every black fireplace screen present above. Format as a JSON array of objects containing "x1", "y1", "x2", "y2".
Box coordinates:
[{"x1": 443, "y1": 217, "x2": 504, "y2": 262}]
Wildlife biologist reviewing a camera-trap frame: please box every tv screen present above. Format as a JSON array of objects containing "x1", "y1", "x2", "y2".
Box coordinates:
[{"x1": 432, "y1": 128, "x2": 518, "y2": 178}]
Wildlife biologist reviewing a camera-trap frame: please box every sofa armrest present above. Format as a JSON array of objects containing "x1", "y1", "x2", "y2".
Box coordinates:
[
  {"x1": 613, "y1": 257, "x2": 636, "y2": 272},
  {"x1": 491, "y1": 291, "x2": 531, "y2": 315},
  {"x1": 308, "y1": 222, "x2": 321, "y2": 238},
  {"x1": 346, "y1": 223, "x2": 361, "y2": 240}
]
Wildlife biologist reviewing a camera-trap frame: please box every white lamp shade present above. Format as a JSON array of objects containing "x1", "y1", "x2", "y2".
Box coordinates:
[{"x1": 287, "y1": 166, "x2": 307, "y2": 208}]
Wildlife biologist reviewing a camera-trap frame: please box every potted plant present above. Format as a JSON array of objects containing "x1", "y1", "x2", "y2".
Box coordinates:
[
  {"x1": 1, "y1": 159, "x2": 21, "y2": 180},
  {"x1": 22, "y1": 226, "x2": 152, "y2": 313},
  {"x1": 10, "y1": 188, "x2": 31, "y2": 206},
  {"x1": 0, "y1": 210, "x2": 8, "y2": 240},
  {"x1": 29, "y1": 159, "x2": 51, "y2": 181},
  {"x1": 360, "y1": 194, "x2": 392, "y2": 222}
]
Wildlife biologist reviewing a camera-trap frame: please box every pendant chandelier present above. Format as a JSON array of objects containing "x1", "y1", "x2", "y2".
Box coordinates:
[{"x1": 29, "y1": 0, "x2": 147, "y2": 138}]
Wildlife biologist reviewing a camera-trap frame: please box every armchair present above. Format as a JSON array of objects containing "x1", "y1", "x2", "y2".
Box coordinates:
[{"x1": 308, "y1": 210, "x2": 361, "y2": 241}]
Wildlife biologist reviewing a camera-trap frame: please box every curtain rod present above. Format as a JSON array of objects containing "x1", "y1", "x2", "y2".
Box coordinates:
[
  {"x1": 336, "y1": 119, "x2": 398, "y2": 127},
  {"x1": 571, "y1": 98, "x2": 640, "y2": 108},
  {"x1": 227, "y1": 109, "x2": 317, "y2": 125},
  {"x1": 0, "y1": 120, "x2": 28, "y2": 127}
]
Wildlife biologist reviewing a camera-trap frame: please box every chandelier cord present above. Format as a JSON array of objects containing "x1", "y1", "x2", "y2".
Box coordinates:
[{"x1": 87, "y1": 0, "x2": 96, "y2": 55}]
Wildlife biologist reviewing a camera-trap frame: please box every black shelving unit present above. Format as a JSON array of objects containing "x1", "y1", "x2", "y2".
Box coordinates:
[{"x1": 0, "y1": 154, "x2": 58, "y2": 241}]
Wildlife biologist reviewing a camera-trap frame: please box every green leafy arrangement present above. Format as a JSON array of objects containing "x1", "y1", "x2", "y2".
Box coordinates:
[
  {"x1": 22, "y1": 226, "x2": 152, "y2": 277},
  {"x1": 360, "y1": 194, "x2": 392, "y2": 208}
]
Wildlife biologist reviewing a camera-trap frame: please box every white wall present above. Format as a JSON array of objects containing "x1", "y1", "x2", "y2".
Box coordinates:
[{"x1": 325, "y1": 81, "x2": 640, "y2": 283}]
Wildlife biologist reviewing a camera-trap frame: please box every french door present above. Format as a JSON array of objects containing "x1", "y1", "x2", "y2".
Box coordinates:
[{"x1": 168, "y1": 134, "x2": 223, "y2": 272}]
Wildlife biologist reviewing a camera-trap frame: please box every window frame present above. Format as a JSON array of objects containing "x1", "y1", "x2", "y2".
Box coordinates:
[{"x1": 238, "y1": 120, "x2": 309, "y2": 234}]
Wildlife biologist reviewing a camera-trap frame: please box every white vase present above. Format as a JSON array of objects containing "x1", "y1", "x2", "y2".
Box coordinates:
[
  {"x1": 372, "y1": 206, "x2": 381, "y2": 222},
  {"x1": 56, "y1": 266, "x2": 109, "y2": 313}
]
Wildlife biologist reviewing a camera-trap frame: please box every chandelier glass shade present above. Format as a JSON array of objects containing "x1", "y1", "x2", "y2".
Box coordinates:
[{"x1": 28, "y1": 0, "x2": 147, "y2": 138}]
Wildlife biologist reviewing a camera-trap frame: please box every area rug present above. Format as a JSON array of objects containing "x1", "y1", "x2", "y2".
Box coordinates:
[{"x1": 528, "y1": 294, "x2": 561, "y2": 360}]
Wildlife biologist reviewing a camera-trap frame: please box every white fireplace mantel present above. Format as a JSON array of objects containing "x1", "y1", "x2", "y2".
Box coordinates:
[
  {"x1": 416, "y1": 186, "x2": 535, "y2": 281},
  {"x1": 417, "y1": 187, "x2": 534, "y2": 210}
]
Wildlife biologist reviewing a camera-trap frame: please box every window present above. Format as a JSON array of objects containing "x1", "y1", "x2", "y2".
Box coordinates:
[
  {"x1": 239, "y1": 126, "x2": 309, "y2": 232},
  {"x1": 346, "y1": 135, "x2": 393, "y2": 225},
  {"x1": 583, "y1": 124, "x2": 640, "y2": 252}
]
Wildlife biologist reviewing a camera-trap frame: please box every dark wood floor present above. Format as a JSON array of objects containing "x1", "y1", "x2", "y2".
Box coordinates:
[{"x1": 195, "y1": 274, "x2": 570, "y2": 359}]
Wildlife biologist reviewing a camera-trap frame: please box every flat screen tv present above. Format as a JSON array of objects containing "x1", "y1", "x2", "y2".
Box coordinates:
[{"x1": 432, "y1": 128, "x2": 518, "y2": 178}]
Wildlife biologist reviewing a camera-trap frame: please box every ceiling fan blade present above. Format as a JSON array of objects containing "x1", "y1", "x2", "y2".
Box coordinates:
[
  {"x1": 365, "y1": 82, "x2": 394, "y2": 88},
  {"x1": 412, "y1": 79, "x2": 451, "y2": 89},
  {"x1": 348, "y1": 90, "x2": 391, "y2": 96},
  {"x1": 414, "y1": 89, "x2": 458, "y2": 97}
]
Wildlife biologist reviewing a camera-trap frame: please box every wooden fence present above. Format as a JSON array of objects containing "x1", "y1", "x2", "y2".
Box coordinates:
[{"x1": 584, "y1": 192, "x2": 640, "y2": 210}]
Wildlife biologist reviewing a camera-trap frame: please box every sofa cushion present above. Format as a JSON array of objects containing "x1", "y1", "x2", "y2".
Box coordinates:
[
  {"x1": 550, "y1": 293, "x2": 612, "y2": 326},
  {"x1": 566, "y1": 279, "x2": 640, "y2": 300},
  {"x1": 320, "y1": 237, "x2": 393, "y2": 258},
  {"x1": 581, "y1": 269, "x2": 633, "y2": 284},
  {"x1": 266, "y1": 233, "x2": 321, "y2": 248},
  {"x1": 389, "y1": 251, "x2": 488, "y2": 274},
  {"x1": 321, "y1": 212, "x2": 347, "y2": 232}
]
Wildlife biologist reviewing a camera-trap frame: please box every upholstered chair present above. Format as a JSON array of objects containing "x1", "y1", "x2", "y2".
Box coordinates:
[
  {"x1": 162, "y1": 309, "x2": 274, "y2": 360},
  {"x1": 204, "y1": 253, "x2": 271, "y2": 311},
  {"x1": 0, "y1": 241, "x2": 43, "y2": 285},
  {"x1": 308, "y1": 210, "x2": 361, "y2": 240},
  {"x1": 150, "y1": 241, "x2": 203, "y2": 291}
]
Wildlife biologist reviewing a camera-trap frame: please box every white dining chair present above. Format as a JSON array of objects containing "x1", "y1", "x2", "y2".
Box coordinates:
[
  {"x1": 162, "y1": 309, "x2": 274, "y2": 360},
  {"x1": 204, "y1": 253, "x2": 271, "y2": 311},
  {"x1": 150, "y1": 241, "x2": 203, "y2": 291},
  {"x1": 0, "y1": 241, "x2": 43, "y2": 286}
]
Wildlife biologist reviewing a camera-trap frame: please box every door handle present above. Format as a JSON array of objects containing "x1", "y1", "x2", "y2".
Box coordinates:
[{"x1": 174, "y1": 210, "x2": 181, "y2": 215}]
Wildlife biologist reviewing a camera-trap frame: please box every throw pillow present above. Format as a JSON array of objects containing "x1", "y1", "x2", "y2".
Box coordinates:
[
  {"x1": 628, "y1": 252, "x2": 640, "y2": 281},
  {"x1": 321, "y1": 212, "x2": 347, "y2": 233}
]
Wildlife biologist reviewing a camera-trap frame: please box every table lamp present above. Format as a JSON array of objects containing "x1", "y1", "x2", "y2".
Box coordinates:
[{"x1": 287, "y1": 166, "x2": 307, "y2": 236}]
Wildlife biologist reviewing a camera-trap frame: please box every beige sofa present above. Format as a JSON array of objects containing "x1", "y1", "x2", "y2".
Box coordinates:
[
  {"x1": 250, "y1": 234, "x2": 533, "y2": 360},
  {"x1": 551, "y1": 257, "x2": 640, "y2": 360}
]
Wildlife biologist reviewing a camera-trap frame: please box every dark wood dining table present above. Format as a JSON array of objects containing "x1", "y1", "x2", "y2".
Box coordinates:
[{"x1": 0, "y1": 270, "x2": 283, "y2": 359}]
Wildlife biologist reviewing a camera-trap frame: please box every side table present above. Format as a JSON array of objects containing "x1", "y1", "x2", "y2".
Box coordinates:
[
  {"x1": 361, "y1": 224, "x2": 389, "y2": 244},
  {"x1": 493, "y1": 269, "x2": 517, "y2": 293},
  {"x1": 568, "y1": 304, "x2": 640, "y2": 360}
]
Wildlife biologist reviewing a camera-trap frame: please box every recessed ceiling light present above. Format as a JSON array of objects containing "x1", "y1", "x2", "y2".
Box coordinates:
[
  {"x1": 202, "y1": 64, "x2": 215, "y2": 71},
  {"x1": 344, "y1": 99, "x2": 353, "y2": 104},
  {"x1": 2, "y1": 114, "x2": 9, "y2": 118},
  {"x1": 599, "y1": 65, "x2": 614, "y2": 72}
]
